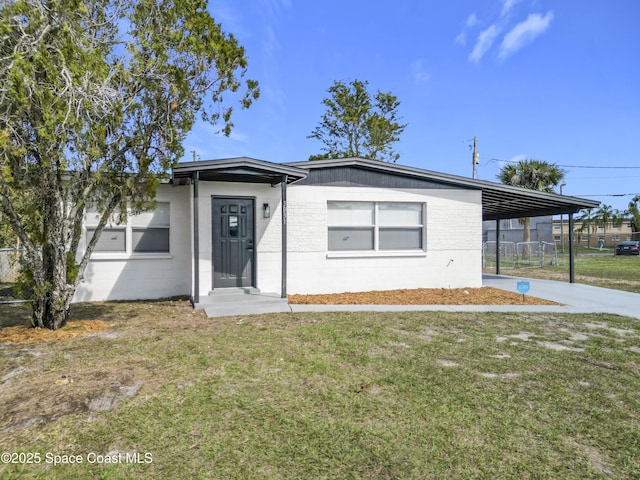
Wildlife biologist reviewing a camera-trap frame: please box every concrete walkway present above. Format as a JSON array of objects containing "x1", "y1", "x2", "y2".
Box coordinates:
[{"x1": 198, "y1": 275, "x2": 640, "y2": 320}]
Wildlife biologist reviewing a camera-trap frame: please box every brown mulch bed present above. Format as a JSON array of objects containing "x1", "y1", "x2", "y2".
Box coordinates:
[
  {"x1": 288, "y1": 287, "x2": 562, "y2": 306},
  {"x1": 0, "y1": 320, "x2": 112, "y2": 344}
]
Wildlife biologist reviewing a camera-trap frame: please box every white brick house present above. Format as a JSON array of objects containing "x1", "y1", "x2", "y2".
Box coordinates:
[{"x1": 73, "y1": 157, "x2": 598, "y2": 303}]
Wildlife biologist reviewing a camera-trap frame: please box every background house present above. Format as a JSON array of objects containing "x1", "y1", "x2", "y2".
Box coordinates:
[
  {"x1": 552, "y1": 217, "x2": 635, "y2": 249},
  {"x1": 483, "y1": 216, "x2": 554, "y2": 244}
]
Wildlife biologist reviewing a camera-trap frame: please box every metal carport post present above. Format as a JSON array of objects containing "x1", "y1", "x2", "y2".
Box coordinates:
[
  {"x1": 281, "y1": 175, "x2": 288, "y2": 299},
  {"x1": 495, "y1": 219, "x2": 501, "y2": 275},
  {"x1": 569, "y1": 213, "x2": 575, "y2": 283}
]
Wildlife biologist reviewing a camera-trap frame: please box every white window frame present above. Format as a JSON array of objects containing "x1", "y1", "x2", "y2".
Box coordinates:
[
  {"x1": 86, "y1": 202, "x2": 171, "y2": 260},
  {"x1": 326, "y1": 201, "x2": 427, "y2": 258}
]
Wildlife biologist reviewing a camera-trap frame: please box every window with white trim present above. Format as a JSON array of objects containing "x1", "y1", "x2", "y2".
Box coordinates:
[
  {"x1": 86, "y1": 202, "x2": 170, "y2": 254},
  {"x1": 327, "y1": 201, "x2": 424, "y2": 252}
]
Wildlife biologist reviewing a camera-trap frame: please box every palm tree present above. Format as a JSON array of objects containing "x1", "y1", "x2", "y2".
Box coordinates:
[
  {"x1": 497, "y1": 159, "x2": 566, "y2": 256},
  {"x1": 576, "y1": 208, "x2": 596, "y2": 248},
  {"x1": 578, "y1": 204, "x2": 625, "y2": 248},
  {"x1": 579, "y1": 204, "x2": 624, "y2": 248}
]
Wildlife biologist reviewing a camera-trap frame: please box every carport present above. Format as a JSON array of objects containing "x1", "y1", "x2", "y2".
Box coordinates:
[{"x1": 475, "y1": 179, "x2": 600, "y2": 282}]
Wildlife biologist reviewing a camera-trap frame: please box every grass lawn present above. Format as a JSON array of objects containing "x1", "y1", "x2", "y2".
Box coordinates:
[
  {"x1": 485, "y1": 254, "x2": 640, "y2": 294},
  {"x1": 1, "y1": 301, "x2": 639, "y2": 479}
]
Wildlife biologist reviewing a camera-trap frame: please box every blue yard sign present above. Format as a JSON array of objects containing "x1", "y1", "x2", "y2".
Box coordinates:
[
  {"x1": 517, "y1": 281, "x2": 530, "y2": 303},
  {"x1": 517, "y1": 281, "x2": 530, "y2": 294}
]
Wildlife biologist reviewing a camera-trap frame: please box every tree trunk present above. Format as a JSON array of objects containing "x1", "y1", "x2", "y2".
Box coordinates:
[
  {"x1": 31, "y1": 184, "x2": 73, "y2": 330},
  {"x1": 32, "y1": 287, "x2": 73, "y2": 330},
  {"x1": 31, "y1": 239, "x2": 73, "y2": 329}
]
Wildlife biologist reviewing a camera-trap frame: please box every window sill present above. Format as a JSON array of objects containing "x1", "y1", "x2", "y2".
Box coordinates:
[
  {"x1": 89, "y1": 253, "x2": 173, "y2": 261},
  {"x1": 326, "y1": 251, "x2": 427, "y2": 259}
]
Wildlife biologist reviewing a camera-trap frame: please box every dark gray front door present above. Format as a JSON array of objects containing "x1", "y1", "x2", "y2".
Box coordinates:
[{"x1": 212, "y1": 197, "x2": 254, "y2": 288}]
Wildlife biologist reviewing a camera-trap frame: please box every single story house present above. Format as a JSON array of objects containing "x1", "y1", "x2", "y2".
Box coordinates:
[{"x1": 73, "y1": 157, "x2": 599, "y2": 303}]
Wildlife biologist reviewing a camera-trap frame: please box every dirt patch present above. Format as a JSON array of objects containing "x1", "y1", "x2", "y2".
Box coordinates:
[
  {"x1": 0, "y1": 300, "x2": 206, "y2": 445},
  {"x1": 288, "y1": 287, "x2": 561, "y2": 306}
]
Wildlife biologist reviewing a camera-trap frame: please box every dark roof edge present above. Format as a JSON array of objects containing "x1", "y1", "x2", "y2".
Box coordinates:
[
  {"x1": 286, "y1": 157, "x2": 600, "y2": 213},
  {"x1": 174, "y1": 157, "x2": 308, "y2": 181}
]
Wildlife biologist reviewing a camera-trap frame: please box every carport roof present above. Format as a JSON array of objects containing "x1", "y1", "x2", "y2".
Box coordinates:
[{"x1": 286, "y1": 158, "x2": 600, "y2": 221}]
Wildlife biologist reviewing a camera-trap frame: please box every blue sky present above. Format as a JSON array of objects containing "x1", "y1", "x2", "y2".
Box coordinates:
[{"x1": 182, "y1": 0, "x2": 640, "y2": 212}]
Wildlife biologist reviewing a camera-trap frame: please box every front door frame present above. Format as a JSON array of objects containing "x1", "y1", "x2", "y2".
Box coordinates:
[{"x1": 211, "y1": 195, "x2": 256, "y2": 290}]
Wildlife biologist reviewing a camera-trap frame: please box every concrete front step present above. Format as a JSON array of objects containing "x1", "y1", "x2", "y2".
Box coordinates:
[
  {"x1": 203, "y1": 299, "x2": 292, "y2": 317},
  {"x1": 194, "y1": 287, "x2": 291, "y2": 317}
]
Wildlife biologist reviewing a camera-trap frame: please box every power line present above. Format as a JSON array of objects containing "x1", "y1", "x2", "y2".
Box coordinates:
[
  {"x1": 572, "y1": 192, "x2": 640, "y2": 198},
  {"x1": 555, "y1": 165, "x2": 640, "y2": 169},
  {"x1": 490, "y1": 158, "x2": 640, "y2": 169},
  {"x1": 567, "y1": 176, "x2": 640, "y2": 180}
]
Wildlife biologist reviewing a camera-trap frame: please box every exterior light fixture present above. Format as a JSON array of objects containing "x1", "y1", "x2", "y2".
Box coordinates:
[{"x1": 263, "y1": 203, "x2": 271, "y2": 218}]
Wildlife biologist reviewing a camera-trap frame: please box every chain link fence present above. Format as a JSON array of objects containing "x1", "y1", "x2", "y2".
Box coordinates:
[
  {"x1": 516, "y1": 241, "x2": 558, "y2": 268},
  {"x1": 483, "y1": 241, "x2": 517, "y2": 269},
  {"x1": 0, "y1": 248, "x2": 22, "y2": 282},
  {"x1": 483, "y1": 241, "x2": 557, "y2": 269},
  {"x1": 0, "y1": 248, "x2": 23, "y2": 303}
]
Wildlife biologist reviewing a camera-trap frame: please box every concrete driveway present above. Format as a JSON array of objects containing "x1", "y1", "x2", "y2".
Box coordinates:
[{"x1": 481, "y1": 274, "x2": 640, "y2": 320}]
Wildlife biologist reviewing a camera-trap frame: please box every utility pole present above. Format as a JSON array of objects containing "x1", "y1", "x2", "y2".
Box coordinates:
[{"x1": 471, "y1": 136, "x2": 479, "y2": 179}]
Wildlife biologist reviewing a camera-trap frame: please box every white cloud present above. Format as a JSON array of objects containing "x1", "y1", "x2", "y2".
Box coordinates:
[
  {"x1": 227, "y1": 130, "x2": 249, "y2": 143},
  {"x1": 498, "y1": 11, "x2": 554, "y2": 60},
  {"x1": 455, "y1": 13, "x2": 478, "y2": 45},
  {"x1": 263, "y1": 25, "x2": 280, "y2": 59},
  {"x1": 501, "y1": 0, "x2": 522, "y2": 17},
  {"x1": 466, "y1": 13, "x2": 479, "y2": 27},
  {"x1": 411, "y1": 59, "x2": 431, "y2": 85},
  {"x1": 262, "y1": 0, "x2": 292, "y2": 16},
  {"x1": 469, "y1": 25, "x2": 500, "y2": 64}
]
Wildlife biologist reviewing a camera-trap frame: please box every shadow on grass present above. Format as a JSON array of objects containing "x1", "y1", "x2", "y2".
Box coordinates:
[
  {"x1": 0, "y1": 296, "x2": 191, "y2": 329},
  {"x1": 0, "y1": 301, "x2": 121, "y2": 329}
]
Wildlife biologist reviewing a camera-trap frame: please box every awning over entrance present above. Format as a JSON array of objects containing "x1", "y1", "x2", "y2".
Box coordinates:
[
  {"x1": 172, "y1": 157, "x2": 307, "y2": 304},
  {"x1": 172, "y1": 157, "x2": 308, "y2": 185}
]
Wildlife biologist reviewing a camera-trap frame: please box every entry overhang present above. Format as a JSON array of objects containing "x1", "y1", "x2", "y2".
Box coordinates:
[{"x1": 172, "y1": 157, "x2": 308, "y2": 186}]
